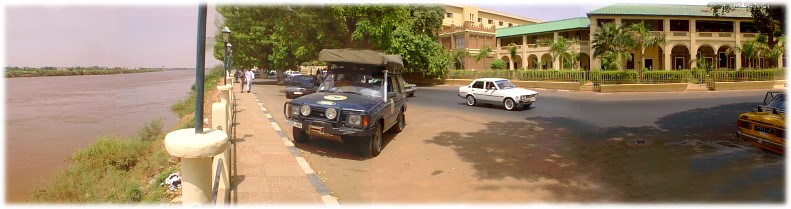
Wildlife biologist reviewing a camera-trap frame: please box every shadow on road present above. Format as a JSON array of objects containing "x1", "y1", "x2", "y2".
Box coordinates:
[
  {"x1": 292, "y1": 132, "x2": 400, "y2": 161},
  {"x1": 426, "y1": 102, "x2": 783, "y2": 203}
]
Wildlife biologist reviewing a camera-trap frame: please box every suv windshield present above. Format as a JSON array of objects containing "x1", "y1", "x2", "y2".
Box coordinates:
[
  {"x1": 766, "y1": 94, "x2": 785, "y2": 111},
  {"x1": 495, "y1": 80, "x2": 517, "y2": 90},
  {"x1": 318, "y1": 74, "x2": 383, "y2": 98}
]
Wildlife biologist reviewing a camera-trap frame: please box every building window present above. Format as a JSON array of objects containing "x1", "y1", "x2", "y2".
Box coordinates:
[
  {"x1": 488, "y1": 19, "x2": 493, "y2": 24},
  {"x1": 469, "y1": 14, "x2": 474, "y2": 21},
  {"x1": 446, "y1": 13, "x2": 452, "y2": 18},
  {"x1": 508, "y1": 23, "x2": 513, "y2": 27},
  {"x1": 455, "y1": 36, "x2": 465, "y2": 49},
  {"x1": 499, "y1": 21, "x2": 503, "y2": 26},
  {"x1": 478, "y1": 17, "x2": 482, "y2": 23}
]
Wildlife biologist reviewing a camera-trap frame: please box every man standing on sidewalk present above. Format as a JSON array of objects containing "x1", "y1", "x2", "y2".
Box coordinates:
[{"x1": 244, "y1": 69, "x2": 255, "y2": 93}]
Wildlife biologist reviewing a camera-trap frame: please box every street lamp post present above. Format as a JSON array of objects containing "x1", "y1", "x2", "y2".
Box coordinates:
[{"x1": 221, "y1": 26, "x2": 231, "y2": 85}]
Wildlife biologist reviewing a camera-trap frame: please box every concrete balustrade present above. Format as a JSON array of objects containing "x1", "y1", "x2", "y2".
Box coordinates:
[
  {"x1": 164, "y1": 128, "x2": 229, "y2": 206},
  {"x1": 210, "y1": 85, "x2": 234, "y2": 204}
]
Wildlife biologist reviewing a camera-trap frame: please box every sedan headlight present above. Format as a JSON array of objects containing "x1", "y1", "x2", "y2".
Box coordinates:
[
  {"x1": 300, "y1": 104, "x2": 311, "y2": 116},
  {"x1": 326, "y1": 108, "x2": 337, "y2": 120},
  {"x1": 346, "y1": 114, "x2": 367, "y2": 128}
]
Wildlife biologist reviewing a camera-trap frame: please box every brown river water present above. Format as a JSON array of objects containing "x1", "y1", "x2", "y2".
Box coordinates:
[{"x1": 5, "y1": 70, "x2": 197, "y2": 202}]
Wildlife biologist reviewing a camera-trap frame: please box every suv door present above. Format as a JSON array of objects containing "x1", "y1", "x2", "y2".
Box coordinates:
[{"x1": 384, "y1": 75, "x2": 404, "y2": 129}]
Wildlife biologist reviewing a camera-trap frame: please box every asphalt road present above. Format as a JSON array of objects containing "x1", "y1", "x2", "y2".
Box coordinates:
[{"x1": 248, "y1": 78, "x2": 784, "y2": 203}]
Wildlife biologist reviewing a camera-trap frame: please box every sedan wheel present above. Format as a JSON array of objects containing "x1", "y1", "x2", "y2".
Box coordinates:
[
  {"x1": 466, "y1": 95, "x2": 476, "y2": 106},
  {"x1": 504, "y1": 98, "x2": 517, "y2": 111}
]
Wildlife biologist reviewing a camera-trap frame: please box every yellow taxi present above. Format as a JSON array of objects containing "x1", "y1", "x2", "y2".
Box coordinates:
[{"x1": 736, "y1": 91, "x2": 785, "y2": 154}]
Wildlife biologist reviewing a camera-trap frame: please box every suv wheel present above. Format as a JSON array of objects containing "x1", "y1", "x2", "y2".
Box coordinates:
[
  {"x1": 466, "y1": 95, "x2": 476, "y2": 106},
  {"x1": 504, "y1": 98, "x2": 517, "y2": 111},
  {"x1": 359, "y1": 122, "x2": 382, "y2": 158},
  {"x1": 292, "y1": 127, "x2": 309, "y2": 143},
  {"x1": 391, "y1": 110, "x2": 405, "y2": 133}
]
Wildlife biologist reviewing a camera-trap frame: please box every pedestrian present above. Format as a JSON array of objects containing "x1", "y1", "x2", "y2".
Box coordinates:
[
  {"x1": 239, "y1": 69, "x2": 246, "y2": 93},
  {"x1": 244, "y1": 68, "x2": 255, "y2": 93},
  {"x1": 234, "y1": 69, "x2": 242, "y2": 83}
]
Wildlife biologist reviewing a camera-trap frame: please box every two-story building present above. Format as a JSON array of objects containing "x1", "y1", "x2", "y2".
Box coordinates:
[
  {"x1": 439, "y1": 4, "x2": 542, "y2": 70},
  {"x1": 494, "y1": 3, "x2": 784, "y2": 71}
]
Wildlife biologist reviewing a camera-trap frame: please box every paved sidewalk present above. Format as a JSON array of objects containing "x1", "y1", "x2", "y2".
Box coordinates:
[{"x1": 229, "y1": 91, "x2": 337, "y2": 205}]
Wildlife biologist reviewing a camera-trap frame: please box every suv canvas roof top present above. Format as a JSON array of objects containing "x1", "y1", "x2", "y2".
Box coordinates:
[{"x1": 319, "y1": 49, "x2": 403, "y2": 69}]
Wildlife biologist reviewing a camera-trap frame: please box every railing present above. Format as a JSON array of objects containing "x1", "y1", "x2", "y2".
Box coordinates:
[
  {"x1": 718, "y1": 32, "x2": 732, "y2": 37},
  {"x1": 743, "y1": 33, "x2": 757, "y2": 38},
  {"x1": 672, "y1": 32, "x2": 687, "y2": 37},
  {"x1": 698, "y1": 32, "x2": 713, "y2": 37},
  {"x1": 212, "y1": 159, "x2": 225, "y2": 205},
  {"x1": 448, "y1": 69, "x2": 783, "y2": 85},
  {"x1": 649, "y1": 31, "x2": 661, "y2": 36}
]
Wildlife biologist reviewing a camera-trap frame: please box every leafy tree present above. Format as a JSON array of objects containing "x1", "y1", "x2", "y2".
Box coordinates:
[
  {"x1": 490, "y1": 59, "x2": 506, "y2": 69},
  {"x1": 709, "y1": 3, "x2": 785, "y2": 48},
  {"x1": 214, "y1": 4, "x2": 449, "y2": 82}
]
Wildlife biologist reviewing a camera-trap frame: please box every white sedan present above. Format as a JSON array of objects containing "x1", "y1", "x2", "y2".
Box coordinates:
[{"x1": 458, "y1": 78, "x2": 538, "y2": 111}]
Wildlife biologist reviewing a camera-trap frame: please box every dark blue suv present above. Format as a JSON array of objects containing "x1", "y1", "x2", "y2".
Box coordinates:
[{"x1": 284, "y1": 49, "x2": 407, "y2": 158}]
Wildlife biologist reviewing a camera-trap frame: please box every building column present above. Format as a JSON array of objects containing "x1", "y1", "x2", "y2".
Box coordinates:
[
  {"x1": 496, "y1": 38, "x2": 501, "y2": 62},
  {"x1": 664, "y1": 44, "x2": 672, "y2": 71},
  {"x1": 734, "y1": 21, "x2": 742, "y2": 70},
  {"x1": 590, "y1": 17, "x2": 600, "y2": 71},
  {"x1": 689, "y1": 19, "x2": 697, "y2": 69},
  {"x1": 522, "y1": 35, "x2": 528, "y2": 70},
  {"x1": 553, "y1": 32, "x2": 560, "y2": 70}
]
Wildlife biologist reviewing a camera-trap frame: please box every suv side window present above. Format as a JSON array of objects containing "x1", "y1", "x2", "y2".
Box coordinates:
[{"x1": 472, "y1": 81, "x2": 484, "y2": 89}]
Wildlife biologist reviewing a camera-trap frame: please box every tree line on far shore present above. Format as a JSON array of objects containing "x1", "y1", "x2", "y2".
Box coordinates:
[{"x1": 5, "y1": 67, "x2": 165, "y2": 78}]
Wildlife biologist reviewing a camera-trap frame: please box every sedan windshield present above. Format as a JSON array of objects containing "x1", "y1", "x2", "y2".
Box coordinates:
[
  {"x1": 318, "y1": 74, "x2": 383, "y2": 98},
  {"x1": 288, "y1": 75, "x2": 315, "y2": 88},
  {"x1": 495, "y1": 80, "x2": 517, "y2": 90}
]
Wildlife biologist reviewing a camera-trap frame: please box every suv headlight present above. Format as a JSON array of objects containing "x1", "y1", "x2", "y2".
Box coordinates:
[
  {"x1": 289, "y1": 104, "x2": 300, "y2": 117},
  {"x1": 300, "y1": 104, "x2": 311, "y2": 116},
  {"x1": 326, "y1": 108, "x2": 337, "y2": 120},
  {"x1": 346, "y1": 114, "x2": 368, "y2": 128}
]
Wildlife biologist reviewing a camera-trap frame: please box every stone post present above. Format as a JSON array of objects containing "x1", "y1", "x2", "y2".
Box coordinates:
[{"x1": 164, "y1": 129, "x2": 229, "y2": 206}]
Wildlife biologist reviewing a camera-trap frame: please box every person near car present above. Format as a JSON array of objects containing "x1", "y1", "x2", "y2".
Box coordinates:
[{"x1": 244, "y1": 68, "x2": 255, "y2": 93}]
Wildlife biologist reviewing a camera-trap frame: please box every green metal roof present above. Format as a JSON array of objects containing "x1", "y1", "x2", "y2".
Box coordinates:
[
  {"x1": 587, "y1": 3, "x2": 753, "y2": 18},
  {"x1": 496, "y1": 17, "x2": 590, "y2": 38}
]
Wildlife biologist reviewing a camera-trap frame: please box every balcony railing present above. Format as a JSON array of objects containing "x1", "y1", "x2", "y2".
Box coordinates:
[
  {"x1": 672, "y1": 32, "x2": 687, "y2": 37},
  {"x1": 743, "y1": 33, "x2": 757, "y2": 38},
  {"x1": 698, "y1": 32, "x2": 713, "y2": 37},
  {"x1": 718, "y1": 32, "x2": 732, "y2": 37},
  {"x1": 649, "y1": 31, "x2": 661, "y2": 36},
  {"x1": 440, "y1": 21, "x2": 495, "y2": 34}
]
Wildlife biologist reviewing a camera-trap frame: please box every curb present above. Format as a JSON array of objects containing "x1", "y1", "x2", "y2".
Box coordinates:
[{"x1": 252, "y1": 95, "x2": 340, "y2": 206}]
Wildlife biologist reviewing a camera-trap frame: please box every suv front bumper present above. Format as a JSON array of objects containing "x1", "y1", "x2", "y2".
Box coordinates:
[{"x1": 287, "y1": 118, "x2": 374, "y2": 137}]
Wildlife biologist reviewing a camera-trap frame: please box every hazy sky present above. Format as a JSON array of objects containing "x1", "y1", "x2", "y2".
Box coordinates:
[{"x1": 2, "y1": 0, "x2": 726, "y2": 68}]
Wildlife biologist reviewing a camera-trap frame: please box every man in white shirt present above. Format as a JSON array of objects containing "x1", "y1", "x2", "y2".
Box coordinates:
[{"x1": 244, "y1": 69, "x2": 255, "y2": 93}]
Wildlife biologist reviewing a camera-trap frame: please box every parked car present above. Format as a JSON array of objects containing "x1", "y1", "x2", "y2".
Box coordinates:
[
  {"x1": 284, "y1": 72, "x2": 302, "y2": 83},
  {"x1": 285, "y1": 75, "x2": 318, "y2": 99},
  {"x1": 458, "y1": 78, "x2": 538, "y2": 111},
  {"x1": 404, "y1": 83, "x2": 417, "y2": 97},
  {"x1": 737, "y1": 91, "x2": 785, "y2": 154},
  {"x1": 284, "y1": 49, "x2": 408, "y2": 157}
]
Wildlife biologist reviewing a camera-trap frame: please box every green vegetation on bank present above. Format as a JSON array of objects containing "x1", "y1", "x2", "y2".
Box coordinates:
[
  {"x1": 5, "y1": 67, "x2": 164, "y2": 78},
  {"x1": 31, "y1": 67, "x2": 225, "y2": 203}
]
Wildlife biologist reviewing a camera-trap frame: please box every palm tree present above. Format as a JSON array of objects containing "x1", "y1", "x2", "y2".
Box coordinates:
[
  {"x1": 629, "y1": 21, "x2": 667, "y2": 74},
  {"x1": 739, "y1": 40, "x2": 758, "y2": 69},
  {"x1": 592, "y1": 22, "x2": 635, "y2": 70},
  {"x1": 507, "y1": 43, "x2": 519, "y2": 70},
  {"x1": 474, "y1": 46, "x2": 493, "y2": 69},
  {"x1": 549, "y1": 36, "x2": 573, "y2": 70},
  {"x1": 449, "y1": 49, "x2": 470, "y2": 70}
]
